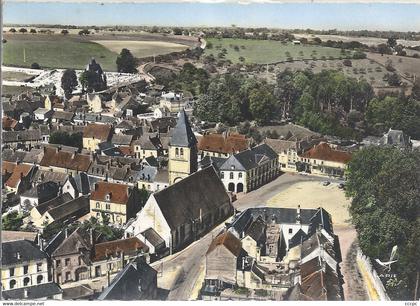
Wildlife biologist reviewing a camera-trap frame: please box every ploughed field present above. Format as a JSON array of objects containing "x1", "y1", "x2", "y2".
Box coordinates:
[
  {"x1": 93, "y1": 40, "x2": 188, "y2": 58},
  {"x1": 204, "y1": 38, "x2": 352, "y2": 64}
]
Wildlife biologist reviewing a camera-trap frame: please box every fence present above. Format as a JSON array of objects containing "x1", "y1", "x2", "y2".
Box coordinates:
[{"x1": 356, "y1": 248, "x2": 390, "y2": 301}]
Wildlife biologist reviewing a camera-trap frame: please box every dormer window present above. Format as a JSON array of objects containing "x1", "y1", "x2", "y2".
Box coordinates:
[
  {"x1": 231, "y1": 165, "x2": 235, "y2": 170},
  {"x1": 105, "y1": 194, "x2": 111, "y2": 201}
]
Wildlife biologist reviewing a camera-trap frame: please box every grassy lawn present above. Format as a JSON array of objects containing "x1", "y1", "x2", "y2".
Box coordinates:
[
  {"x1": 3, "y1": 38, "x2": 118, "y2": 71},
  {"x1": 205, "y1": 38, "x2": 351, "y2": 64},
  {"x1": 2, "y1": 71, "x2": 35, "y2": 82},
  {"x1": 94, "y1": 40, "x2": 189, "y2": 59}
]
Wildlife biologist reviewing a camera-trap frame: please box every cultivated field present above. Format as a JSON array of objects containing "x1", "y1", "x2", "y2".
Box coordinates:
[
  {"x1": 267, "y1": 181, "x2": 351, "y2": 226},
  {"x1": 3, "y1": 35, "x2": 118, "y2": 71},
  {"x1": 2, "y1": 32, "x2": 198, "y2": 71},
  {"x1": 94, "y1": 40, "x2": 188, "y2": 58},
  {"x1": 204, "y1": 38, "x2": 351, "y2": 64}
]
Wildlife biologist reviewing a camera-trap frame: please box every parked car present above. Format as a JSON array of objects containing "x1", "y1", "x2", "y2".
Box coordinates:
[
  {"x1": 323, "y1": 181, "x2": 331, "y2": 186},
  {"x1": 338, "y1": 183, "x2": 345, "y2": 189}
]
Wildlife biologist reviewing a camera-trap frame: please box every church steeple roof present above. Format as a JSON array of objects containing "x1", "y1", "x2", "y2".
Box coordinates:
[{"x1": 170, "y1": 109, "x2": 197, "y2": 147}]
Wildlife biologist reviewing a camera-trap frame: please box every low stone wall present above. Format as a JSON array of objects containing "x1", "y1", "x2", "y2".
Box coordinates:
[{"x1": 356, "y1": 248, "x2": 390, "y2": 301}]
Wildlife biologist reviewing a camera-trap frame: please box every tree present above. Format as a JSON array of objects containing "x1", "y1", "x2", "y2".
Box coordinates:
[
  {"x1": 29, "y1": 28, "x2": 37, "y2": 34},
  {"x1": 343, "y1": 59, "x2": 352, "y2": 67},
  {"x1": 9, "y1": 28, "x2": 16, "y2": 33},
  {"x1": 387, "y1": 37, "x2": 398, "y2": 50},
  {"x1": 49, "y1": 131, "x2": 83, "y2": 149},
  {"x1": 61, "y1": 69, "x2": 78, "y2": 98},
  {"x1": 19, "y1": 28, "x2": 27, "y2": 34},
  {"x1": 2, "y1": 211, "x2": 24, "y2": 231},
  {"x1": 116, "y1": 48, "x2": 137, "y2": 73},
  {"x1": 386, "y1": 73, "x2": 401, "y2": 86},
  {"x1": 346, "y1": 147, "x2": 420, "y2": 300},
  {"x1": 249, "y1": 87, "x2": 276, "y2": 124},
  {"x1": 78, "y1": 29, "x2": 90, "y2": 36},
  {"x1": 31, "y1": 62, "x2": 41, "y2": 69},
  {"x1": 352, "y1": 51, "x2": 367, "y2": 59},
  {"x1": 61, "y1": 29, "x2": 69, "y2": 35},
  {"x1": 172, "y1": 27, "x2": 183, "y2": 35}
]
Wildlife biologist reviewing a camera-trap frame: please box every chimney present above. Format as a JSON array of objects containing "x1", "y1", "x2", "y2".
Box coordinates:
[
  {"x1": 16, "y1": 252, "x2": 21, "y2": 260},
  {"x1": 296, "y1": 205, "x2": 301, "y2": 225},
  {"x1": 64, "y1": 228, "x2": 68, "y2": 238},
  {"x1": 90, "y1": 228, "x2": 94, "y2": 246}
]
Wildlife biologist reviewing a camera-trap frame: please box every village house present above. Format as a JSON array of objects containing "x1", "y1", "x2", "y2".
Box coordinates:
[
  {"x1": 198, "y1": 132, "x2": 250, "y2": 158},
  {"x1": 74, "y1": 113, "x2": 118, "y2": 126},
  {"x1": 132, "y1": 133, "x2": 163, "y2": 159},
  {"x1": 3, "y1": 163, "x2": 34, "y2": 194},
  {"x1": 86, "y1": 94, "x2": 103, "y2": 113},
  {"x1": 3, "y1": 130, "x2": 42, "y2": 149},
  {"x1": 298, "y1": 142, "x2": 352, "y2": 177},
  {"x1": 50, "y1": 227, "x2": 94, "y2": 285},
  {"x1": 98, "y1": 256, "x2": 158, "y2": 300},
  {"x1": 19, "y1": 181, "x2": 60, "y2": 212},
  {"x1": 91, "y1": 237, "x2": 149, "y2": 281},
  {"x1": 2, "y1": 116, "x2": 22, "y2": 131},
  {"x1": 380, "y1": 128, "x2": 412, "y2": 149},
  {"x1": 219, "y1": 143, "x2": 279, "y2": 194},
  {"x1": 89, "y1": 181, "x2": 143, "y2": 226},
  {"x1": 126, "y1": 165, "x2": 233, "y2": 254},
  {"x1": 263, "y1": 138, "x2": 299, "y2": 172},
  {"x1": 1, "y1": 240, "x2": 62, "y2": 300},
  {"x1": 159, "y1": 92, "x2": 187, "y2": 113},
  {"x1": 29, "y1": 193, "x2": 90, "y2": 228},
  {"x1": 39, "y1": 147, "x2": 92, "y2": 175},
  {"x1": 33, "y1": 108, "x2": 53, "y2": 122},
  {"x1": 51, "y1": 111, "x2": 75, "y2": 124},
  {"x1": 83, "y1": 123, "x2": 113, "y2": 152},
  {"x1": 203, "y1": 231, "x2": 245, "y2": 297}
]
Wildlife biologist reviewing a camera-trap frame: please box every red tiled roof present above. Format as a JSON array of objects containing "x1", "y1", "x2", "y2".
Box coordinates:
[
  {"x1": 119, "y1": 145, "x2": 134, "y2": 156},
  {"x1": 39, "y1": 147, "x2": 91, "y2": 171},
  {"x1": 198, "y1": 133, "x2": 249, "y2": 154},
  {"x1": 2, "y1": 116, "x2": 18, "y2": 129},
  {"x1": 301, "y1": 143, "x2": 351, "y2": 164},
  {"x1": 83, "y1": 123, "x2": 112, "y2": 141},
  {"x1": 90, "y1": 181, "x2": 130, "y2": 204},
  {"x1": 93, "y1": 237, "x2": 149, "y2": 261},
  {"x1": 5, "y1": 164, "x2": 33, "y2": 188},
  {"x1": 2, "y1": 161, "x2": 17, "y2": 176},
  {"x1": 207, "y1": 231, "x2": 242, "y2": 257}
]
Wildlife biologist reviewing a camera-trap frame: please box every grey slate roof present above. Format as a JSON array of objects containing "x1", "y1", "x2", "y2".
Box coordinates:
[
  {"x1": 220, "y1": 143, "x2": 278, "y2": 171},
  {"x1": 21, "y1": 181, "x2": 59, "y2": 200},
  {"x1": 3, "y1": 130, "x2": 42, "y2": 143},
  {"x1": 68, "y1": 173, "x2": 91, "y2": 195},
  {"x1": 141, "y1": 228, "x2": 166, "y2": 250},
  {"x1": 153, "y1": 166, "x2": 231, "y2": 230},
  {"x1": 35, "y1": 193, "x2": 74, "y2": 216},
  {"x1": 2, "y1": 240, "x2": 47, "y2": 266},
  {"x1": 169, "y1": 110, "x2": 197, "y2": 147},
  {"x1": 111, "y1": 134, "x2": 133, "y2": 146},
  {"x1": 1, "y1": 149, "x2": 27, "y2": 162},
  {"x1": 230, "y1": 207, "x2": 318, "y2": 236},
  {"x1": 380, "y1": 129, "x2": 412, "y2": 148},
  {"x1": 98, "y1": 257, "x2": 157, "y2": 300},
  {"x1": 2, "y1": 282, "x2": 62, "y2": 300},
  {"x1": 32, "y1": 169, "x2": 68, "y2": 184},
  {"x1": 47, "y1": 196, "x2": 90, "y2": 221}
]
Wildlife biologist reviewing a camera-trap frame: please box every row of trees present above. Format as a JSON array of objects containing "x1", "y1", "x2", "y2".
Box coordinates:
[
  {"x1": 49, "y1": 131, "x2": 83, "y2": 149},
  {"x1": 345, "y1": 147, "x2": 420, "y2": 300}
]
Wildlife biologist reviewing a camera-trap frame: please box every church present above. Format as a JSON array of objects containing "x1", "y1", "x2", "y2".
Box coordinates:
[{"x1": 125, "y1": 110, "x2": 234, "y2": 254}]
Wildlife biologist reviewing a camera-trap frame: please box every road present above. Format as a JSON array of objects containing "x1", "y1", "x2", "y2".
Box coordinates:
[{"x1": 153, "y1": 172, "x2": 342, "y2": 300}]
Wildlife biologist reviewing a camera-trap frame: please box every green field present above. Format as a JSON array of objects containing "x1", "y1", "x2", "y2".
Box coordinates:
[
  {"x1": 204, "y1": 38, "x2": 352, "y2": 64},
  {"x1": 3, "y1": 39, "x2": 118, "y2": 71}
]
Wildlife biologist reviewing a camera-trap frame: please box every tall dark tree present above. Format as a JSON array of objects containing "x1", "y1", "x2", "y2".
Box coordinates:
[
  {"x1": 61, "y1": 69, "x2": 78, "y2": 98},
  {"x1": 116, "y1": 48, "x2": 137, "y2": 73}
]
